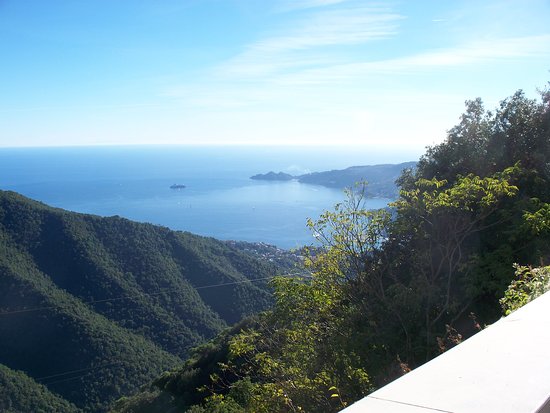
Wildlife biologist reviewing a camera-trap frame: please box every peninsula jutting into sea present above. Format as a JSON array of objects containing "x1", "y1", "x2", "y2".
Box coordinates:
[{"x1": 251, "y1": 161, "x2": 417, "y2": 198}]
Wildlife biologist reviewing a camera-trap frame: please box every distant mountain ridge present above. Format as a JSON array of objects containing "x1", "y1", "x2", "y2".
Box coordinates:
[
  {"x1": 251, "y1": 161, "x2": 417, "y2": 197},
  {"x1": 0, "y1": 190, "x2": 278, "y2": 412}
]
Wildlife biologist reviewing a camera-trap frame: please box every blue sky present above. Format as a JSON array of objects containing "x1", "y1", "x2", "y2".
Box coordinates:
[{"x1": 0, "y1": 0, "x2": 549, "y2": 151}]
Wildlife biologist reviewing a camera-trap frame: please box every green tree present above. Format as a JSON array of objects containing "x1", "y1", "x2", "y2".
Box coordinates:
[
  {"x1": 390, "y1": 169, "x2": 519, "y2": 359},
  {"x1": 195, "y1": 170, "x2": 521, "y2": 411},
  {"x1": 500, "y1": 265, "x2": 550, "y2": 315}
]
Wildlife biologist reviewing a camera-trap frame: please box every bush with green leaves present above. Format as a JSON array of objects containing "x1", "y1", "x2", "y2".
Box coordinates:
[{"x1": 500, "y1": 265, "x2": 550, "y2": 315}]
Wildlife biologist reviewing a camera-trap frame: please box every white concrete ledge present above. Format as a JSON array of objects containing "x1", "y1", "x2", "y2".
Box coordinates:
[{"x1": 342, "y1": 291, "x2": 550, "y2": 413}]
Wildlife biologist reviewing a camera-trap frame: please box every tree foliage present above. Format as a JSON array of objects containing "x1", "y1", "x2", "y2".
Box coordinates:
[
  {"x1": 500, "y1": 265, "x2": 550, "y2": 315},
  {"x1": 111, "y1": 85, "x2": 550, "y2": 413},
  {"x1": 175, "y1": 167, "x2": 523, "y2": 412}
]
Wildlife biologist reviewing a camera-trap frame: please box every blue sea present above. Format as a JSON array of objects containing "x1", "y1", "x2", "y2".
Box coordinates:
[{"x1": 0, "y1": 146, "x2": 415, "y2": 249}]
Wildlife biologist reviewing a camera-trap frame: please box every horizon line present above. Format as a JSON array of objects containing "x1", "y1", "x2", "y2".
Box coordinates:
[{"x1": 0, "y1": 142, "x2": 427, "y2": 151}]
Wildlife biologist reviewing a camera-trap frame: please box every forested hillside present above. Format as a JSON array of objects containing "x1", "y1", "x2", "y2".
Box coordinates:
[
  {"x1": 112, "y1": 86, "x2": 550, "y2": 412},
  {"x1": 0, "y1": 363, "x2": 82, "y2": 413},
  {"x1": 0, "y1": 193, "x2": 280, "y2": 412}
]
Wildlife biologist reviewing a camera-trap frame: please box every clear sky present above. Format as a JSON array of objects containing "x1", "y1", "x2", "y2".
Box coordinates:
[{"x1": 0, "y1": 0, "x2": 549, "y2": 150}]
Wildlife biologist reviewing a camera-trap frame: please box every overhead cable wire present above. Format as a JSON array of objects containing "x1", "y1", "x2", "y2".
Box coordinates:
[
  {"x1": 1, "y1": 270, "x2": 313, "y2": 385},
  {"x1": 36, "y1": 361, "x2": 126, "y2": 384},
  {"x1": 34, "y1": 338, "x2": 204, "y2": 386},
  {"x1": 35, "y1": 339, "x2": 198, "y2": 386},
  {"x1": 0, "y1": 270, "x2": 312, "y2": 316},
  {"x1": 35, "y1": 340, "x2": 199, "y2": 386}
]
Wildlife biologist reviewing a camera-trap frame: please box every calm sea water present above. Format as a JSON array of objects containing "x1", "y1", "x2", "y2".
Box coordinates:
[{"x1": 0, "y1": 146, "x2": 413, "y2": 248}]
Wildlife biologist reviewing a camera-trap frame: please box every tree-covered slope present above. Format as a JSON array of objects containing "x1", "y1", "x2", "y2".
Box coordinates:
[
  {"x1": 0, "y1": 234, "x2": 181, "y2": 412},
  {"x1": 0, "y1": 363, "x2": 82, "y2": 413},
  {"x1": 110, "y1": 319, "x2": 257, "y2": 413},
  {"x1": 0, "y1": 191, "x2": 278, "y2": 412}
]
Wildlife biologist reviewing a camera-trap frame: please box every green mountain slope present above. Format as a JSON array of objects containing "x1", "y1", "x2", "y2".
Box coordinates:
[
  {"x1": 0, "y1": 191, "x2": 277, "y2": 412},
  {"x1": 0, "y1": 234, "x2": 181, "y2": 412},
  {"x1": 111, "y1": 319, "x2": 255, "y2": 413},
  {"x1": 0, "y1": 363, "x2": 82, "y2": 413}
]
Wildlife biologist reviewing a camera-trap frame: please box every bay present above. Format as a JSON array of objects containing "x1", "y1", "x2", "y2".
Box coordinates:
[{"x1": 0, "y1": 145, "x2": 408, "y2": 248}]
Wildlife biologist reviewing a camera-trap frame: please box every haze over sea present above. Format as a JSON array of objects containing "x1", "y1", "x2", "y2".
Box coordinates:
[{"x1": 0, "y1": 145, "x2": 416, "y2": 249}]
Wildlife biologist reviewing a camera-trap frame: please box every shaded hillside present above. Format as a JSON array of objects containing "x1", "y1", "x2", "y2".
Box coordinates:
[
  {"x1": 0, "y1": 363, "x2": 82, "y2": 413},
  {"x1": 251, "y1": 161, "x2": 417, "y2": 197},
  {"x1": 110, "y1": 319, "x2": 257, "y2": 413},
  {"x1": 0, "y1": 190, "x2": 277, "y2": 412}
]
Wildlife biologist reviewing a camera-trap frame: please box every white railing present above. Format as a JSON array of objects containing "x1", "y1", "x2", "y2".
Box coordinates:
[{"x1": 342, "y1": 291, "x2": 550, "y2": 413}]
